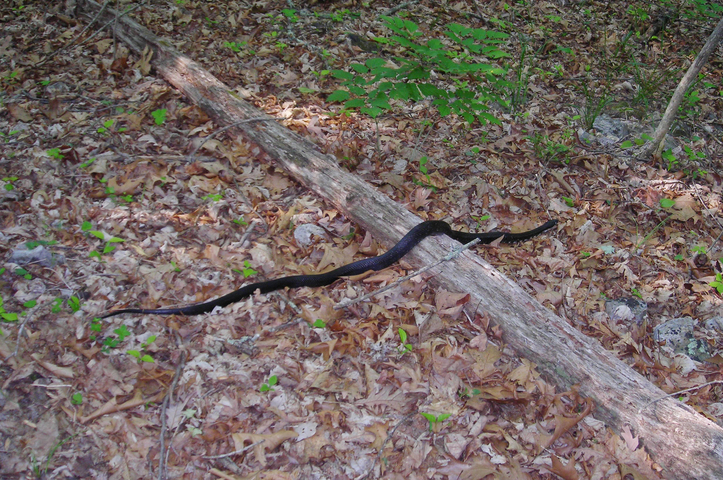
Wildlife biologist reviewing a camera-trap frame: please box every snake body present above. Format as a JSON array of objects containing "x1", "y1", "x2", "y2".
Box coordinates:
[{"x1": 102, "y1": 219, "x2": 557, "y2": 318}]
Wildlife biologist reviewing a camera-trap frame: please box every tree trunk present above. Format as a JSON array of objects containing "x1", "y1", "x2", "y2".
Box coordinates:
[
  {"x1": 640, "y1": 15, "x2": 723, "y2": 160},
  {"x1": 76, "y1": 1, "x2": 723, "y2": 478}
]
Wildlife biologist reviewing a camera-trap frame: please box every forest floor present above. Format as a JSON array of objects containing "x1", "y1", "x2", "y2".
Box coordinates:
[{"x1": 1, "y1": 0, "x2": 722, "y2": 479}]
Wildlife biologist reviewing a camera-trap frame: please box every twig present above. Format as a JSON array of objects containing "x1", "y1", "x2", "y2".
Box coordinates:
[
  {"x1": 335, "y1": 237, "x2": 481, "y2": 310},
  {"x1": 691, "y1": 184, "x2": 723, "y2": 252},
  {"x1": 187, "y1": 118, "x2": 279, "y2": 161},
  {"x1": 1, "y1": 306, "x2": 38, "y2": 364},
  {"x1": 157, "y1": 338, "x2": 187, "y2": 480},
  {"x1": 35, "y1": 2, "x2": 140, "y2": 67},
  {"x1": 639, "y1": 380, "x2": 723, "y2": 413},
  {"x1": 381, "y1": 1, "x2": 420, "y2": 18},
  {"x1": 202, "y1": 440, "x2": 264, "y2": 460},
  {"x1": 238, "y1": 219, "x2": 262, "y2": 248},
  {"x1": 359, "y1": 411, "x2": 417, "y2": 480}
]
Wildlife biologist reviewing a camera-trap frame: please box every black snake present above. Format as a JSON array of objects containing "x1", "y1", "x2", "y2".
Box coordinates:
[{"x1": 102, "y1": 219, "x2": 557, "y2": 318}]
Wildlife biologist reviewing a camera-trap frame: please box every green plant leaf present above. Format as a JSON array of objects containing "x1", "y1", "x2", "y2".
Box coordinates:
[
  {"x1": 331, "y1": 70, "x2": 354, "y2": 80},
  {"x1": 420, "y1": 412, "x2": 436, "y2": 422},
  {"x1": 242, "y1": 260, "x2": 257, "y2": 278},
  {"x1": 114, "y1": 325, "x2": 131, "y2": 341},
  {"x1": 660, "y1": 198, "x2": 675, "y2": 208},
  {"x1": 398, "y1": 328, "x2": 408, "y2": 343},
  {"x1": 344, "y1": 98, "x2": 366, "y2": 108},
  {"x1": 366, "y1": 58, "x2": 387, "y2": 68},
  {"x1": 350, "y1": 63, "x2": 370, "y2": 74},
  {"x1": 151, "y1": 109, "x2": 167, "y2": 125}
]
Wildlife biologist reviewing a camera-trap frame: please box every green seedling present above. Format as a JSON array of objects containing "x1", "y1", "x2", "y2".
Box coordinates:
[
  {"x1": 710, "y1": 273, "x2": 723, "y2": 295},
  {"x1": 281, "y1": 8, "x2": 298, "y2": 22},
  {"x1": 97, "y1": 119, "x2": 113, "y2": 134},
  {"x1": 471, "y1": 215, "x2": 491, "y2": 228},
  {"x1": 203, "y1": 193, "x2": 224, "y2": 202},
  {"x1": 128, "y1": 335, "x2": 156, "y2": 363},
  {"x1": 67, "y1": 296, "x2": 81, "y2": 313},
  {"x1": 241, "y1": 260, "x2": 257, "y2": 278},
  {"x1": 71, "y1": 393, "x2": 83, "y2": 405},
  {"x1": 151, "y1": 108, "x2": 167, "y2": 125},
  {"x1": 398, "y1": 328, "x2": 413, "y2": 354},
  {"x1": 47, "y1": 148, "x2": 64, "y2": 160},
  {"x1": 420, "y1": 412, "x2": 451, "y2": 432},
  {"x1": 51, "y1": 298, "x2": 63, "y2": 314},
  {"x1": 2, "y1": 176, "x2": 18, "y2": 190},
  {"x1": 15, "y1": 267, "x2": 31, "y2": 280},
  {"x1": 458, "y1": 386, "x2": 481, "y2": 398},
  {"x1": 311, "y1": 69, "x2": 331, "y2": 79},
  {"x1": 260, "y1": 375, "x2": 278, "y2": 392},
  {"x1": 82, "y1": 221, "x2": 125, "y2": 257},
  {"x1": 0, "y1": 297, "x2": 18, "y2": 322},
  {"x1": 0, "y1": 130, "x2": 19, "y2": 142},
  {"x1": 232, "y1": 217, "x2": 248, "y2": 226},
  {"x1": 312, "y1": 319, "x2": 326, "y2": 328},
  {"x1": 100, "y1": 324, "x2": 131, "y2": 352},
  {"x1": 102, "y1": 185, "x2": 133, "y2": 204},
  {"x1": 224, "y1": 41, "x2": 242, "y2": 52},
  {"x1": 97, "y1": 119, "x2": 127, "y2": 135},
  {"x1": 89, "y1": 318, "x2": 103, "y2": 341},
  {"x1": 562, "y1": 196, "x2": 574, "y2": 207},
  {"x1": 412, "y1": 156, "x2": 437, "y2": 191}
]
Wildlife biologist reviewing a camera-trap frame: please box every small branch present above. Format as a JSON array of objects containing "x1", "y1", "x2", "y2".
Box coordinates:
[
  {"x1": 187, "y1": 118, "x2": 279, "y2": 161},
  {"x1": 359, "y1": 411, "x2": 417, "y2": 480},
  {"x1": 638, "y1": 15, "x2": 723, "y2": 160},
  {"x1": 335, "y1": 237, "x2": 481, "y2": 310},
  {"x1": 381, "y1": 1, "x2": 420, "y2": 18},
  {"x1": 36, "y1": 2, "x2": 141, "y2": 67},
  {"x1": 157, "y1": 339, "x2": 187, "y2": 480},
  {"x1": 203, "y1": 440, "x2": 264, "y2": 459},
  {"x1": 639, "y1": 380, "x2": 723, "y2": 413}
]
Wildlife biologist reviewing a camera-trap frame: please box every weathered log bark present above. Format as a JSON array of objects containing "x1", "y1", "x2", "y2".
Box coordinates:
[{"x1": 77, "y1": 1, "x2": 723, "y2": 478}]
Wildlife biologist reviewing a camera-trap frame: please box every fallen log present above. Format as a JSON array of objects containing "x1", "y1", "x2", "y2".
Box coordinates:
[{"x1": 76, "y1": 1, "x2": 723, "y2": 478}]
